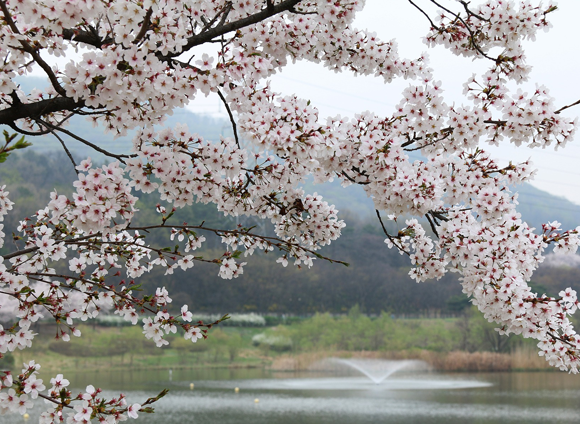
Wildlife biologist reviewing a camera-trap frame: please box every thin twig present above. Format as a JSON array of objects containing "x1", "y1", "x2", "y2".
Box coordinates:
[
  {"x1": 37, "y1": 119, "x2": 135, "y2": 163},
  {"x1": 425, "y1": 212, "x2": 439, "y2": 238},
  {"x1": 403, "y1": 130, "x2": 453, "y2": 152},
  {"x1": 340, "y1": 170, "x2": 370, "y2": 185},
  {"x1": 49, "y1": 130, "x2": 79, "y2": 174},
  {"x1": 201, "y1": 1, "x2": 232, "y2": 33},
  {"x1": 407, "y1": 0, "x2": 440, "y2": 30},
  {"x1": 375, "y1": 210, "x2": 410, "y2": 257},
  {"x1": 555, "y1": 99, "x2": 580, "y2": 115},
  {"x1": 7, "y1": 111, "x2": 74, "y2": 136},
  {"x1": 217, "y1": 88, "x2": 241, "y2": 149},
  {"x1": 7, "y1": 122, "x2": 52, "y2": 136},
  {"x1": 458, "y1": 0, "x2": 490, "y2": 22}
]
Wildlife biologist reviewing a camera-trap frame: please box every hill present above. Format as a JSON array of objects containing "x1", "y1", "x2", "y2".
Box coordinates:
[
  {"x1": 10, "y1": 77, "x2": 234, "y2": 157},
  {"x1": 10, "y1": 77, "x2": 580, "y2": 232},
  {"x1": 304, "y1": 177, "x2": 580, "y2": 232}
]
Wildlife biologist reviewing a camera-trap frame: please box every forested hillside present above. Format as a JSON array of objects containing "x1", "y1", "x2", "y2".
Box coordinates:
[
  {"x1": 2, "y1": 79, "x2": 578, "y2": 315},
  {"x1": 1, "y1": 149, "x2": 578, "y2": 316},
  {"x1": 10, "y1": 77, "x2": 580, "y2": 230}
]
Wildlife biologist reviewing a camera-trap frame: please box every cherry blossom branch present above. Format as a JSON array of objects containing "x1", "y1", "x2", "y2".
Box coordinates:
[
  {"x1": 5, "y1": 218, "x2": 348, "y2": 269},
  {"x1": 127, "y1": 224, "x2": 349, "y2": 266},
  {"x1": 4, "y1": 234, "x2": 98, "y2": 260},
  {"x1": 67, "y1": 239, "x2": 216, "y2": 265},
  {"x1": 162, "y1": 0, "x2": 303, "y2": 58},
  {"x1": 428, "y1": 0, "x2": 496, "y2": 61},
  {"x1": 26, "y1": 274, "x2": 159, "y2": 317},
  {"x1": 457, "y1": 0, "x2": 490, "y2": 22},
  {"x1": 36, "y1": 392, "x2": 73, "y2": 410},
  {"x1": 0, "y1": 0, "x2": 66, "y2": 97},
  {"x1": 26, "y1": 273, "x2": 229, "y2": 332},
  {"x1": 133, "y1": 8, "x2": 153, "y2": 45},
  {"x1": 403, "y1": 128, "x2": 454, "y2": 151}
]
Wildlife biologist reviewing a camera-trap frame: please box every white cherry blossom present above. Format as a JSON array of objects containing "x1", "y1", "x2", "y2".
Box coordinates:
[{"x1": 0, "y1": 0, "x2": 578, "y2": 421}]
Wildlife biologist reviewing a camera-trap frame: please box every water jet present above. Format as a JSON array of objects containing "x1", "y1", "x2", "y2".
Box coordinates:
[{"x1": 327, "y1": 358, "x2": 425, "y2": 384}]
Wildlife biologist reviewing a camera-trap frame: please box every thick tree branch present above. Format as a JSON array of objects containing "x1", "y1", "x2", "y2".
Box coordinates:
[
  {"x1": 62, "y1": 27, "x2": 113, "y2": 48},
  {"x1": 0, "y1": 97, "x2": 84, "y2": 126},
  {"x1": 133, "y1": 8, "x2": 153, "y2": 45},
  {"x1": 162, "y1": 0, "x2": 303, "y2": 59}
]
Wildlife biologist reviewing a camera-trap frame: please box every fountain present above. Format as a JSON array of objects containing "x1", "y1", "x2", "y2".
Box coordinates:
[
  {"x1": 328, "y1": 358, "x2": 422, "y2": 384},
  {"x1": 185, "y1": 358, "x2": 491, "y2": 392}
]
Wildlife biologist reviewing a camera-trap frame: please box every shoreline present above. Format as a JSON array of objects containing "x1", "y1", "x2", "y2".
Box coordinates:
[{"x1": 13, "y1": 347, "x2": 553, "y2": 375}]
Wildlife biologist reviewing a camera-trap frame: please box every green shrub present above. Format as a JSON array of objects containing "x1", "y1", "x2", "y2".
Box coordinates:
[{"x1": 251, "y1": 332, "x2": 293, "y2": 352}]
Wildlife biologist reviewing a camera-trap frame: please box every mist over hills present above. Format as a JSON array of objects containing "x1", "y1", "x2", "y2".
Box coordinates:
[
  {"x1": 6, "y1": 76, "x2": 579, "y2": 234},
  {"x1": 6, "y1": 76, "x2": 580, "y2": 232}
]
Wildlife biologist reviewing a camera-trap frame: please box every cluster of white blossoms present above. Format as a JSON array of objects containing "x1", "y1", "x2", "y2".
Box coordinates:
[{"x1": 0, "y1": 0, "x2": 579, "y2": 421}]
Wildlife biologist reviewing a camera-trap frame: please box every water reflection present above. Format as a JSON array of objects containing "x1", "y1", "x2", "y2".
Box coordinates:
[
  {"x1": 4, "y1": 369, "x2": 580, "y2": 424},
  {"x1": 191, "y1": 376, "x2": 492, "y2": 391}
]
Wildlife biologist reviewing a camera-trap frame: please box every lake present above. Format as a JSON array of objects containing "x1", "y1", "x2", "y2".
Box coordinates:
[{"x1": 5, "y1": 367, "x2": 580, "y2": 423}]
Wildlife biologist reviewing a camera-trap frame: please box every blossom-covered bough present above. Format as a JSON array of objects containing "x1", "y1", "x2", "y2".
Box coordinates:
[{"x1": 0, "y1": 0, "x2": 579, "y2": 421}]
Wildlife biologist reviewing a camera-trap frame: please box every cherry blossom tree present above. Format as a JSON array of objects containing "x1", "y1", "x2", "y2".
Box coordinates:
[{"x1": 0, "y1": 0, "x2": 579, "y2": 421}]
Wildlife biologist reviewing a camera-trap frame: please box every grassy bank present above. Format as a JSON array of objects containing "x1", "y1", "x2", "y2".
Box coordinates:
[{"x1": 4, "y1": 309, "x2": 553, "y2": 374}]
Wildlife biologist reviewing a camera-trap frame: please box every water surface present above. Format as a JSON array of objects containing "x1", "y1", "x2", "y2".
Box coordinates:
[{"x1": 6, "y1": 368, "x2": 580, "y2": 423}]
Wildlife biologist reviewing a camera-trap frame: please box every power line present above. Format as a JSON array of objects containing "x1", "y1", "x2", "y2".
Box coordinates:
[
  {"x1": 276, "y1": 75, "x2": 398, "y2": 108},
  {"x1": 516, "y1": 200, "x2": 580, "y2": 214}
]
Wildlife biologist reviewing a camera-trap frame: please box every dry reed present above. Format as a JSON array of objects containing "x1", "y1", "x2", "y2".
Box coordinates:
[{"x1": 269, "y1": 348, "x2": 552, "y2": 372}]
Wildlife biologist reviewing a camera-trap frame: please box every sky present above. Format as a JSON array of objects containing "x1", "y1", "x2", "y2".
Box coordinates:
[
  {"x1": 22, "y1": 0, "x2": 580, "y2": 206},
  {"x1": 191, "y1": 0, "x2": 580, "y2": 207}
]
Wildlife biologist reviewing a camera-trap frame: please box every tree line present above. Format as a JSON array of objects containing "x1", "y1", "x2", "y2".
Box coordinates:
[{"x1": 1, "y1": 151, "x2": 577, "y2": 316}]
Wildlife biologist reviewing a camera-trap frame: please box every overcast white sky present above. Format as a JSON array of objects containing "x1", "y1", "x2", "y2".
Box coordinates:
[
  {"x1": 22, "y1": 0, "x2": 580, "y2": 206},
  {"x1": 193, "y1": 0, "x2": 580, "y2": 207}
]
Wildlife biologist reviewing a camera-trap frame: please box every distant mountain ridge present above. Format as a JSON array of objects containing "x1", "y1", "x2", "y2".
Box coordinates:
[
  {"x1": 7, "y1": 77, "x2": 580, "y2": 231},
  {"x1": 304, "y1": 177, "x2": 580, "y2": 232}
]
